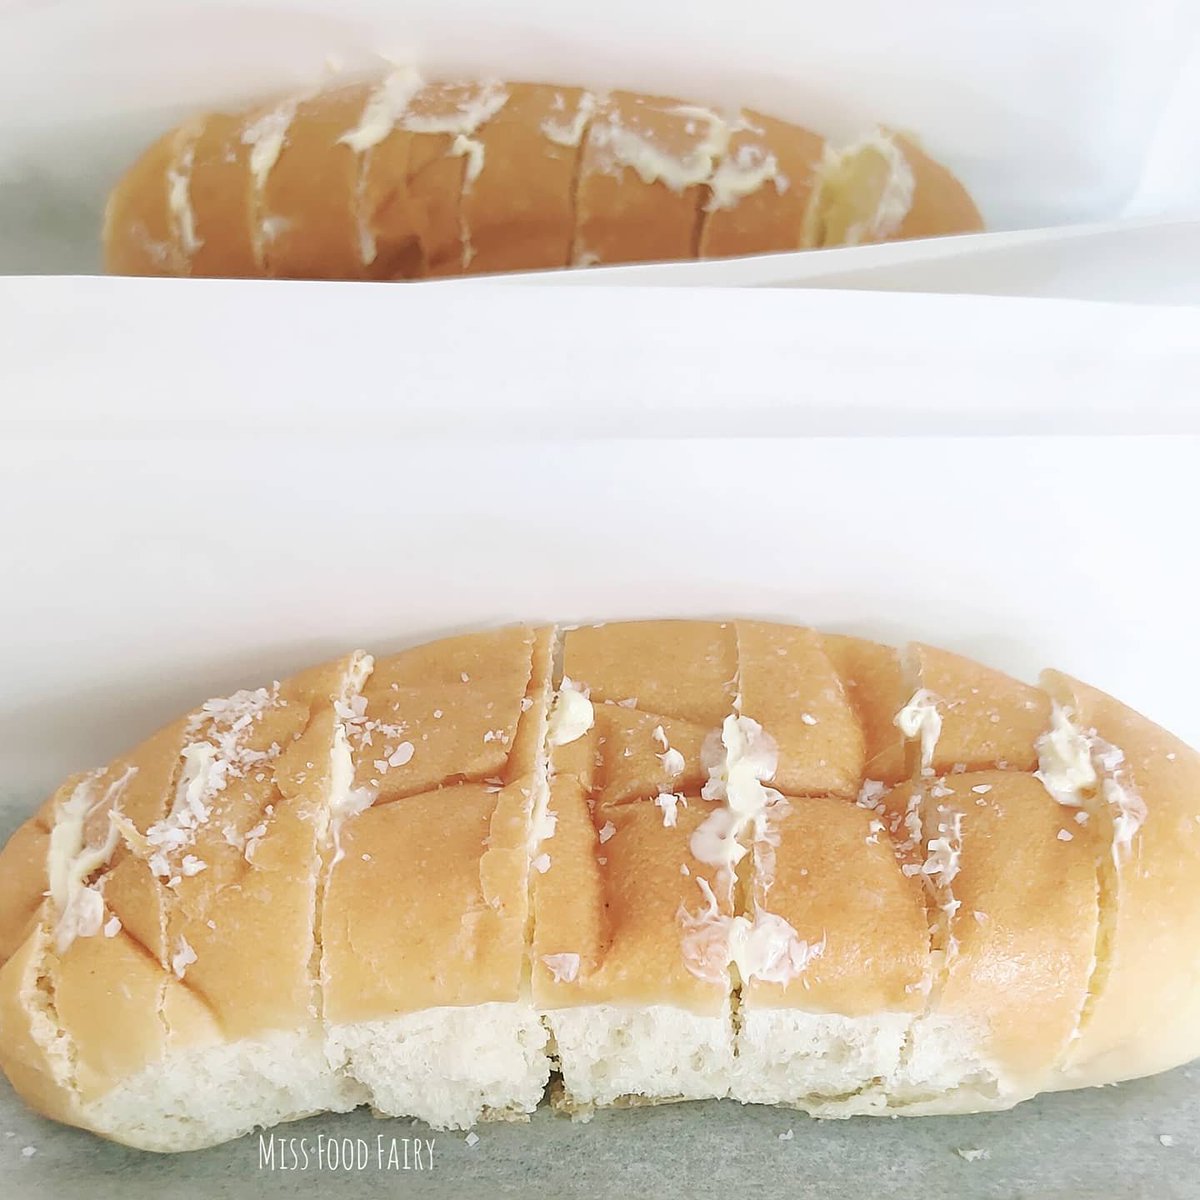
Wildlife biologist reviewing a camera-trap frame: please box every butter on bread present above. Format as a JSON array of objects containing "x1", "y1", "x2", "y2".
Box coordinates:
[
  {"x1": 2, "y1": 619, "x2": 1191, "y2": 1151},
  {"x1": 103, "y1": 74, "x2": 982, "y2": 280}
]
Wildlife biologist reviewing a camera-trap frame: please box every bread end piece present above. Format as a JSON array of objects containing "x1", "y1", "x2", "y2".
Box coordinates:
[
  {"x1": 103, "y1": 128, "x2": 191, "y2": 275},
  {"x1": 808, "y1": 129, "x2": 982, "y2": 248},
  {"x1": 1040, "y1": 671, "x2": 1200, "y2": 1091}
]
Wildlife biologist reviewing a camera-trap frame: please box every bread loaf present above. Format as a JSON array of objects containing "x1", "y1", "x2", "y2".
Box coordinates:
[
  {"x1": 103, "y1": 73, "x2": 983, "y2": 280},
  {"x1": 3, "y1": 620, "x2": 1194, "y2": 1152}
]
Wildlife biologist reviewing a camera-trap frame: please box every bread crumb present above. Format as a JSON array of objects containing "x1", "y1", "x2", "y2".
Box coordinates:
[
  {"x1": 658, "y1": 747, "x2": 685, "y2": 777},
  {"x1": 171, "y1": 936, "x2": 197, "y2": 979},
  {"x1": 956, "y1": 1147, "x2": 989, "y2": 1162},
  {"x1": 542, "y1": 953, "x2": 580, "y2": 983},
  {"x1": 1159, "y1": 1134, "x2": 1177, "y2": 1147},
  {"x1": 654, "y1": 792, "x2": 685, "y2": 828},
  {"x1": 465, "y1": 1132, "x2": 480, "y2": 1147},
  {"x1": 778, "y1": 1129, "x2": 794, "y2": 1141}
]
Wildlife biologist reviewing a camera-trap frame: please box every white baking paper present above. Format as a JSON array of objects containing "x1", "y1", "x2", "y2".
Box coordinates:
[
  {"x1": 482, "y1": 219, "x2": 1200, "y2": 305},
  {"x1": 2, "y1": 276, "x2": 1198, "y2": 797},
  {"x1": 4, "y1": 275, "x2": 1200, "y2": 440}
]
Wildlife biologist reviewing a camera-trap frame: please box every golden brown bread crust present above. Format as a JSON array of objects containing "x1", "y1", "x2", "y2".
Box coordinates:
[
  {"x1": 918, "y1": 770, "x2": 1100, "y2": 1086},
  {"x1": 102, "y1": 128, "x2": 190, "y2": 275},
  {"x1": 260, "y1": 84, "x2": 371, "y2": 280},
  {"x1": 103, "y1": 76, "x2": 981, "y2": 280},
  {"x1": 909, "y1": 643, "x2": 1050, "y2": 775},
  {"x1": 186, "y1": 112, "x2": 259, "y2": 278},
  {"x1": 564, "y1": 619, "x2": 737, "y2": 728},
  {"x1": 466, "y1": 83, "x2": 587, "y2": 274},
  {"x1": 1042, "y1": 671, "x2": 1200, "y2": 1087},
  {"x1": 698, "y1": 110, "x2": 824, "y2": 259},
  {"x1": 574, "y1": 90, "x2": 716, "y2": 266},
  {"x1": 821, "y1": 634, "x2": 909, "y2": 784},
  {"x1": 2, "y1": 619, "x2": 1197, "y2": 1148},
  {"x1": 891, "y1": 133, "x2": 984, "y2": 243},
  {"x1": 807, "y1": 129, "x2": 984, "y2": 248},
  {"x1": 737, "y1": 622, "x2": 865, "y2": 797},
  {"x1": 742, "y1": 794, "x2": 928, "y2": 1015},
  {"x1": 0, "y1": 800, "x2": 53, "y2": 967},
  {"x1": 324, "y1": 626, "x2": 550, "y2": 1024}
]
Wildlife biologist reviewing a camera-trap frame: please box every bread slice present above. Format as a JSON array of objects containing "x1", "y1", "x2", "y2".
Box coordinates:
[
  {"x1": 898, "y1": 770, "x2": 1099, "y2": 1108},
  {"x1": 181, "y1": 111, "x2": 258, "y2": 278},
  {"x1": 102, "y1": 127, "x2": 191, "y2": 275},
  {"x1": 736, "y1": 622, "x2": 865, "y2": 797},
  {"x1": 904, "y1": 643, "x2": 1052, "y2": 776},
  {"x1": 574, "y1": 92, "x2": 729, "y2": 266},
  {"x1": 807, "y1": 129, "x2": 983, "y2": 248},
  {"x1": 699, "y1": 111, "x2": 824, "y2": 260},
  {"x1": 354, "y1": 73, "x2": 424, "y2": 280},
  {"x1": 260, "y1": 83, "x2": 371, "y2": 279},
  {"x1": 734, "y1": 795, "x2": 928, "y2": 1106},
  {"x1": 322, "y1": 626, "x2": 554, "y2": 1129},
  {"x1": 1039, "y1": 672, "x2": 1200, "y2": 1090},
  {"x1": 822, "y1": 634, "x2": 910, "y2": 784},
  {"x1": 465, "y1": 83, "x2": 592, "y2": 274},
  {"x1": 0, "y1": 620, "x2": 1195, "y2": 1150}
]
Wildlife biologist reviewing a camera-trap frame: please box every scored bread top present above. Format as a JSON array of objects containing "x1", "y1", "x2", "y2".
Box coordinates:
[
  {"x1": 1, "y1": 619, "x2": 1197, "y2": 1139},
  {"x1": 102, "y1": 73, "x2": 982, "y2": 281}
]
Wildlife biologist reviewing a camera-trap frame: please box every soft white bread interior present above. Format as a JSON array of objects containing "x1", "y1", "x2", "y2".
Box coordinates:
[
  {"x1": 103, "y1": 74, "x2": 982, "y2": 281},
  {"x1": 0, "y1": 620, "x2": 1195, "y2": 1150}
]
